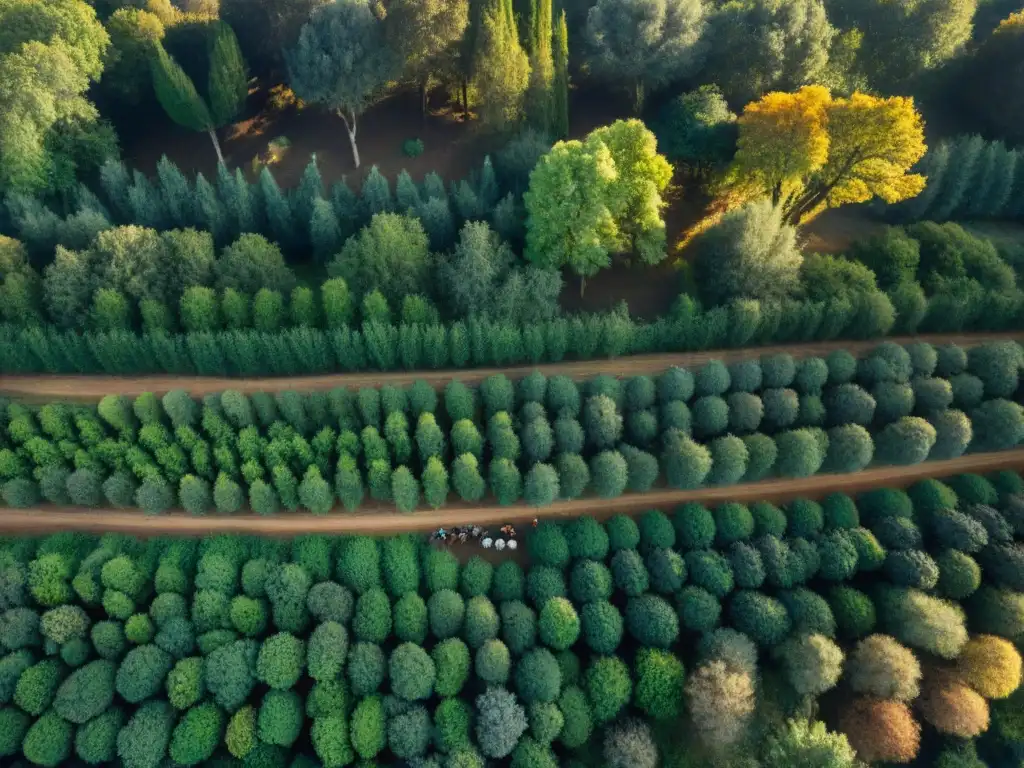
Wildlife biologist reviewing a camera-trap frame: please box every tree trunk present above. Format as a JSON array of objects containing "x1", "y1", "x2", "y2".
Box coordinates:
[
  {"x1": 580, "y1": 275, "x2": 586, "y2": 297},
  {"x1": 634, "y1": 80, "x2": 645, "y2": 115},
  {"x1": 420, "y1": 76, "x2": 430, "y2": 123},
  {"x1": 461, "y1": 80, "x2": 469, "y2": 121},
  {"x1": 208, "y1": 128, "x2": 226, "y2": 167},
  {"x1": 337, "y1": 110, "x2": 360, "y2": 168}
]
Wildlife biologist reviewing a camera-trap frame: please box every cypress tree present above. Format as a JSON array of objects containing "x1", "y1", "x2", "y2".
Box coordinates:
[
  {"x1": 527, "y1": 0, "x2": 554, "y2": 132},
  {"x1": 396, "y1": 170, "x2": 422, "y2": 212},
  {"x1": 479, "y1": 156, "x2": 499, "y2": 209},
  {"x1": 552, "y1": 9, "x2": 570, "y2": 139},
  {"x1": 965, "y1": 140, "x2": 1000, "y2": 218},
  {"x1": 894, "y1": 141, "x2": 949, "y2": 222},
  {"x1": 292, "y1": 155, "x2": 324, "y2": 229},
  {"x1": 422, "y1": 172, "x2": 448, "y2": 201},
  {"x1": 474, "y1": 0, "x2": 531, "y2": 131},
  {"x1": 127, "y1": 171, "x2": 168, "y2": 229},
  {"x1": 216, "y1": 165, "x2": 257, "y2": 235},
  {"x1": 259, "y1": 167, "x2": 297, "y2": 247},
  {"x1": 330, "y1": 179, "x2": 362, "y2": 238},
  {"x1": 152, "y1": 45, "x2": 220, "y2": 164},
  {"x1": 99, "y1": 159, "x2": 133, "y2": 222},
  {"x1": 194, "y1": 172, "x2": 228, "y2": 243},
  {"x1": 208, "y1": 22, "x2": 248, "y2": 131},
  {"x1": 981, "y1": 144, "x2": 1018, "y2": 217},
  {"x1": 361, "y1": 166, "x2": 394, "y2": 217},
  {"x1": 310, "y1": 198, "x2": 343, "y2": 262},
  {"x1": 931, "y1": 134, "x2": 985, "y2": 221},
  {"x1": 157, "y1": 156, "x2": 195, "y2": 228}
]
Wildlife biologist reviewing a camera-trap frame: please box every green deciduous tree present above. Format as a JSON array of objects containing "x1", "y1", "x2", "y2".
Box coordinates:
[
  {"x1": 286, "y1": 0, "x2": 397, "y2": 167},
  {"x1": 585, "y1": 0, "x2": 707, "y2": 112},
  {"x1": 473, "y1": 0, "x2": 531, "y2": 131}
]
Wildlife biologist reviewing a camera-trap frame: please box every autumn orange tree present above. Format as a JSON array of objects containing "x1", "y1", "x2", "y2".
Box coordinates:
[{"x1": 724, "y1": 85, "x2": 927, "y2": 226}]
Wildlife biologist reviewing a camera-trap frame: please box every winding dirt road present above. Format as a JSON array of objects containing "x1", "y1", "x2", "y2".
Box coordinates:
[
  {"x1": 2, "y1": 449, "x2": 1021, "y2": 537},
  {"x1": 2, "y1": 332, "x2": 1019, "y2": 403}
]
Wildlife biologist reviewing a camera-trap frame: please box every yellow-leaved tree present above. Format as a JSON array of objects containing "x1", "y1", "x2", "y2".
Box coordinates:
[{"x1": 724, "y1": 85, "x2": 927, "y2": 225}]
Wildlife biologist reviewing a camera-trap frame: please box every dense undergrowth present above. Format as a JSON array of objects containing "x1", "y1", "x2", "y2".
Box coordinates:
[{"x1": 2, "y1": 341, "x2": 1023, "y2": 515}]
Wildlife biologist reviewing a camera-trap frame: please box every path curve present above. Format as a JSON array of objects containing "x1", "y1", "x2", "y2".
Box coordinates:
[
  {"x1": 2, "y1": 449, "x2": 1021, "y2": 537},
  {"x1": 1, "y1": 332, "x2": 1019, "y2": 403}
]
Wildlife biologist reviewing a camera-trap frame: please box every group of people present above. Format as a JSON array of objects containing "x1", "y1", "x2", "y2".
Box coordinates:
[{"x1": 429, "y1": 520, "x2": 537, "y2": 550}]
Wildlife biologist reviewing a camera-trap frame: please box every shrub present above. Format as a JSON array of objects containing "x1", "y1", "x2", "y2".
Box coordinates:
[
  {"x1": 583, "y1": 395, "x2": 623, "y2": 448},
  {"x1": 564, "y1": 516, "x2": 609, "y2": 560},
  {"x1": 777, "y1": 587, "x2": 835, "y2": 637},
  {"x1": 256, "y1": 632, "x2": 305, "y2": 690},
  {"x1": 475, "y1": 686, "x2": 528, "y2": 759},
  {"x1": 169, "y1": 702, "x2": 223, "y2": 765},
  {"x1": 824, "y1": 424, "x2": 874, "y2": 473},
  {"x1": 393, "y1": 592, "x2": 427, "y2": 644},
  {"x1": 603, "y1": 717, "x2": 658, "y2": 768},
  {"x1": 936, "y1": 550, "x2": 982, "y2": 600},
  {"x1": 585, "y1": 655, "x2": 632, "y2": 723},
  {"x1": 590, "y1": 450, "x2": 629, "y2": 497},
  {"x1": 633, "y1": 647, "x2": 685, "y2": 721},
  {"x1": 115, "y1": 644, "x2": 173, "y2": 703},
  {"x1": 429, "y1": 589, "x2": 465, "y2": 639},
  {"x1": 729, "y1": 359, "x2": 763, "y2": 393},
  {"x1": 774, "y1": 429, "x2": 826, "y2": 477},
  {"x1": 967, "y1": 586, "x2": 1024, "y2": 639},
  {"x1": 347, "y1": 642, "x2": 386, "y2": 696},
  {"x1": 957, "y1": 634, "x2": 1022, "y2": 699},
  {"x1": 605, "y1": 515, "x2": 640, "y2": 553},
  {"x1": 847, "y1": 634, "x2": 921, "y2": 701},
  {"x1": 556, "y1": 685, "x2": 593, "y2": 749},
  {"x1": 729, "y1": 590, "x2": 790, "y2": 647},
  {"x1": 388, "y1": 642, "x2": 435, "y2": 701},
  {"x1": 647, "y1": 548, "x2": 687, "y2": 593},
  {"x1": 932, "y1": 509, "x2": 988, "y2": 553},
  {"x1": 433, "y1": 638, "x2": 471, "y2": 697},
  {"x1": 884, "y1": 550, "x2": 940, "y2": 589},
  {"x1": 611, "y1": 549, "x2": 649, "y2": 597},
  {"x1": 967, "y1": 504, "x2": 1014, "y2": 543},
  {"x1": 23, "y1": 709, "x2": 74, "y2": 767},
  {"x1": 349, "y1": 695, "x2": 386, "y2": 759},
  {"x1": 728, "y1": 392, "x2": 763, "y2": 433},
  {"x1": 526, "y1": 565, "x2": 566, "y2": 608},
  {"x1": 826, "y1": 384, "x2": 876, "y2": 426},
  {"x1": 258, "y1": 689, "x2": 303, "y2": 748},
  {"x1": 692, "y1": 395, "x2": 729, "y2": 438},
  {"x1": 476, "y1": 639, "x2": 511, "y2": 684},
  {"x1": 581, "y1": 601, "x2": 624, "y2": 654},
  {"x1": 829, "y1": 586, "x2": 876, "y2": 639},
  {"x1": 515, "y1": 647, "x2": 561, "y2": 704},
  {"x1": 873, "y1": 515, "x2": 922, "y2": 550},
  {"x1": 674, "y1": 503, "x2": 716, "y2": 549},
  {"x1": 817, "y1": 531, "x2": 859, "y2": 582},
  {"x1": 626, "y1": 594, "x2": 679, "y2": 648},
  {"x1": 353, "y1": 588, "x2": 392, "y2": 643},
  {"x1": 663, "y1": 430, "x2": 712, "y2": 488},
  {"x1": 492, "y1": 561, "x2": 525, "y2": 602},
  {"x1": 307, "y1": 621, "x2": 348, "y2": 681},
  {"x1": 970, "y1": 398, "x2": 1024, "y2": 451},
  {"x1": 538, "y1": 597, "x2": 579, "y2": 651},
  {"x1": 686, "y1": 550, "x2": 734, "y2": 598},
  {"x1": 776, "y1": 633, "x2": 844, "y2": 695},
  {"x1": 839, "y1": 697, "x2": 920, "y2": 764},
  {"x1": 529, "y1": 523, "x2": 570, "y2": 568},
  {"x1": 499, "y1": 601, "x2": 537, "y2": 658},
  {"x1": 919, "y1": 669, "x2": 990, "y2": 737},
  {"x1": 686, "y1": 660, "x2": 755, "y2": 749},
  {"x1": 434, "y1": 696, "x2": 472, "y2": 753},
  {"x1": 528, "y1": 700, "x2": 564, "y2": 744},
  {"x1": 166, "y1": 656, "x2": 204, "y2": 710},
  {"x1": 464, "y1": 595, "x2": 499, "y2": 649},
  {"x1": 73, "y1": 705, "x2": 123, "y2": 764},
  {"x1": 763, "y1": 719, "x2": 857, "y2": 767},
  {"x1": 523, "y1": 462, "x2": 559, "y2": 506},
  {"x1": 677, "y1": 586, "x2": 721, "y2": 632},
  {"x1": 877, "y1": 586, "x2": 967, "y2": 658}
]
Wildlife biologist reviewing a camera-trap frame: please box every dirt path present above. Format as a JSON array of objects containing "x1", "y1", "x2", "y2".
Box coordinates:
[
  {"x1": 2, "y1": 449, "x2": 1020, "y2": 537},
  {"x1": 2, "y1": 333, "x2": 1018, "y2": 403}
]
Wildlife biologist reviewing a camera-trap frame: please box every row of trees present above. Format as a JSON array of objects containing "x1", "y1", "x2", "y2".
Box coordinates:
[
  {"x1": 3, "y1": 282, "x2": 1024, "y2": 377},
  {"x1": 2, "y1": 342, "x2": 1022, "y2": 514},
  {"x1": 891, "y1": 134, "x2": 1024, "y2": 223},
  {"x1": 1, "y1": 473, "x2": 1023, "y2": 765}
]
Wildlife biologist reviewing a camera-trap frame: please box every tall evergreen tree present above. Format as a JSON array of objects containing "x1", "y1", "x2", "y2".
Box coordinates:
[
  {"x1": 259, "y1": 167, "x2": 297, "y2": 247},
  {"x1": 157, "y1": 155, "x2": 195, "y2": 228},
  {"x1": 474, "y1": 0, "x2": 531, "y2": 131},
  {"x1": 151, "y1": 46, "x2": 220, "y2": 164},
  {"x1": 310, "y1": 197, "x2": 343, "y2": 261},
  {"x1": 527, "y1": 0, "x2": 554, "y2": 131},
  {"x1": 208, "y1": 22, "x2": 249, "y2": 134},
  {"x1": 194, "y1": 172, "x2": 228, "y2": 243},
  {"x1": 552, "y1": 10, "x2": 570, "y2": 139},
  {"x1": 291, "y1": 155, "x2": 324, "y2": 227}
]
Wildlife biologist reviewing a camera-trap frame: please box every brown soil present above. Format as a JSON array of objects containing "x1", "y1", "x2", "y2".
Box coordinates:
[
  {"x1": 3, "y1": 331, "x2": 1017, "y2": 403},
  {"x1": 801, "y1": 206, "x2": 889, "y2": 254},
  {"x1": 2, "y1": 449, "x2": 1020, "y2": 537}
]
